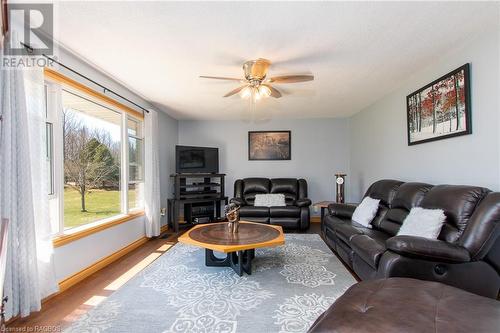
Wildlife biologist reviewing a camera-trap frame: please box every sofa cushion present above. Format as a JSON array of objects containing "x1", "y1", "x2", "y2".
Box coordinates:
[
  {"x1": 392, "y1": 182, "x2": 434, "y2": 209},
  {"x1": 241, "y1": 217, "x2": 269, "y2": 223},
  {"x1": 350, "y1": 235, "x2": 386, "y2": 269},
  {"x1": 239, "y1": 206, "x2": 269, "y2": 217},
  {"x1": 332, "y1": 221, "x2": 390, "y2": 245},
  {"x1": 397, "y1": 207, "x2": 446, "y2": 239},
  {"x1": 420, "y1": 185, "x2": 490, "y2": 242},
  {"x1": 323, "y1": 215, "x2": 351, "y2": 230},
  {"x1": 363, "y1": 180, "x2": 403, "y2": 229},
  {"x1": 364, "y1": 179, "x2": 403, "y2": 208},
  {"x1": 360, "y1": 228, "x2": 391, "y2": 244},
  {"x1": 242, "y1": 178, "x2": 270, "y2": 204},
  {"x1": 271, "y1": 178, "x2": 298, "y2": 205},
  {"x1": 352, "y1": 197, "x2": 380, "y2": 228},
  {"x1": 270, "y1": 217, "x2": 300, "y2": 229},
  {"x1": 332, "y1": 222, "x2": 364, "y2": 243},
  {"x1": 254, "y1": 193, "x2": 286, "y2": 207},
  {"x1": 270, "y1": 206, "x2": 300, "y2": 218},
  {"x1": 378, "y1": 182, "x2": 434, "y2": 235}
]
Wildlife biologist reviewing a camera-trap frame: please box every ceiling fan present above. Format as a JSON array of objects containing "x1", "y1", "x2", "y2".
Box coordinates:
[{"x1": 200, "y1": 58, "x2": 314, "y2": 100}]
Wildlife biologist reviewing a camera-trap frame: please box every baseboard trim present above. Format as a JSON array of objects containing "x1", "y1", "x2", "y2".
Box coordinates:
[
  {"x1": 57, "y1": 236, "x2": 149, "y2": 294},
  {"x1": 311, "y1": 216, "x2": 321, "y2": 223}
]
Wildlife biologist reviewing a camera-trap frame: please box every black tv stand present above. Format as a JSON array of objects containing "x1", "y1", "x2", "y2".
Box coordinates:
[{"x1": 168, "y1": 173, "x2": 227, "y2": 232}]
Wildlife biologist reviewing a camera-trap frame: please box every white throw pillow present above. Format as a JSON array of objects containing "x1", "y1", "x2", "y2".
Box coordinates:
[
  {"x1": 397, "y1": 207, "x2": 446, "y2": 239},
  {"x1": 352, "y1": 197, "x2": 380, "y2": 228},
  {"x1": 254, "y1": 194, "x2": 286, "y2": 207}
]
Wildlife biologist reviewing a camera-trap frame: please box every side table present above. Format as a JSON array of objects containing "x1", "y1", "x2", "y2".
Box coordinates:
[{"x1": 313, "y1": 201, "x2": 335, "y2": 227}]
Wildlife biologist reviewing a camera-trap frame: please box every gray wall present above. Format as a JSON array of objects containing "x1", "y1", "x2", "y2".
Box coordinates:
[
  {"x1": 55, "y1": 47, "x2": 152, "y2": 109},
  {"x1": 349, "y1": 28, "x2": 500, "y2": 201},
  {"x1": 178, "y1": 118, "x2": 350, "y2": 214}
]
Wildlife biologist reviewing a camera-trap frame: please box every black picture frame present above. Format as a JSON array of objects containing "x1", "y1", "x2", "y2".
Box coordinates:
[
  {"x1": 406, "y1": 63, "x2": 471, "y2": 146},
  {"x1": 248, "y1": 130, "x2": 291, "y2": 160}
]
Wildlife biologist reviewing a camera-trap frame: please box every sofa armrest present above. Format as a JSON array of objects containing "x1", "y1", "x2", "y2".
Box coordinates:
[
  {"x1": 327, "y1": 203, "x2": 357, "y2": 219},
  {"x1": 296, "y1": 198, "x2": 312, "y2": 207},
  {"x1": 230, "y1": 197, "x2": 246, "y2": 206},
  {"x1": 386, "y1": 236, "x2": 471, "y2": 263}
]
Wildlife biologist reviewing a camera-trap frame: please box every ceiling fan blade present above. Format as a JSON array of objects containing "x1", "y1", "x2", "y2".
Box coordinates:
[
  {"x1": 223, "y1": 85, "x2": 248, "y2": 97},
  {"x1": 267, "y1": 75, "x2": 314, "y2": 84},
  {"x1": 262, "y1": 84, "x2": 282, "y2": 98},
  {"x1": 200, "y1": 75, "x2": 243, "y2": 81}
]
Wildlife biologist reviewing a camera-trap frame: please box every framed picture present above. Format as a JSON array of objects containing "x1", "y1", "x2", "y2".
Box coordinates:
[
  {"x1": 248, "y1": 131, "x2": 291, "y2": 160},
  {"x1": 406, "y1": 63, "x2": 471, "y2": 145}
]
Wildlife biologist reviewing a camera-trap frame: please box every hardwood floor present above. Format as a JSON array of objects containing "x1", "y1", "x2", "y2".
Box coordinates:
[{"x1": 7, "y1": 223, "x2": 327, "y2": 331}]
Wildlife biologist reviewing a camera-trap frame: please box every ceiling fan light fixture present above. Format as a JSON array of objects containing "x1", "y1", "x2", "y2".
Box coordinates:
[
  {"x1": 240, "y1": 86, "x2": 252, "y2": 99},
  {"x1": 200, "y1": 58, "x2": 313, "y2": 103},
  {"x1": 258, "y1": 85, "x2": 272, "y2": 98},
  {"x1": 253, "y1": 87, "x2": 262, "y2": 101}
]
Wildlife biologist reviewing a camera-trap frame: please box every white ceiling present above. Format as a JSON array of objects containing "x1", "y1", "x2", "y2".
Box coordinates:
[{"x1": 52, "y1": 1, "x2": 498, "y2": 120}]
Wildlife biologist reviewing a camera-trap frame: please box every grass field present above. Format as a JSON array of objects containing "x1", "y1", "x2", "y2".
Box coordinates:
[{"x1": 64, "y1": 187, "x2": 136, "y2": 229}]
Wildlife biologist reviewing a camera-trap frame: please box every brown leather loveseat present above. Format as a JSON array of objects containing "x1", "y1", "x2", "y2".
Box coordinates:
[{"x1": 322, "y1": 179, "x2": 500, "y2": 298}]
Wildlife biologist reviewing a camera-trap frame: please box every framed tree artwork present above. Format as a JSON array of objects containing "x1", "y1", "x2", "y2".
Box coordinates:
[
  {"x1": 406, "y1": 64, "x2": 471, "y2": 145},
  {"x1": 248, "y1": 131, "x2": 291, "y2": 160}
]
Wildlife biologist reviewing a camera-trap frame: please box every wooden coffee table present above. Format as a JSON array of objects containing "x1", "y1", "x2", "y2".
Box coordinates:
[{"x1": 178, "y1": 221, "x2": 285, "y2": 276}]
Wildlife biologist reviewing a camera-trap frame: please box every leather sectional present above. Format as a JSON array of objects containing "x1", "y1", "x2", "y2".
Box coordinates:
[
  {"x1": 322, "y1": 179, "x2": 500, "y2": 298},
  {"x1": 230, "y1": 178, "x2": 311, "y2": 230}
]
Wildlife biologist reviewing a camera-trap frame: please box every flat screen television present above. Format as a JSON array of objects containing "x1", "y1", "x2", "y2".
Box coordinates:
[{"x1": 175, "y1": 145, "x2": 219, "y2": 174}]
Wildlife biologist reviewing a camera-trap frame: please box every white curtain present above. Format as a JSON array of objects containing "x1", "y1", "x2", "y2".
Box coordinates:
[
  {"x1": 144, "y1": 109, "x2": 161, "y2": 237},
  {"x1": 0, "y1": 49, "x2": 58, "y2": 319}
]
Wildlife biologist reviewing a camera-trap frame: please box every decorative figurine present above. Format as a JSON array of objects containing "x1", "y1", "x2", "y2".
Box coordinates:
[
  {"x1": 225, "y1": 203, "x2": 241, "y2": 234},
  {"x1": 335, "y1": 174, "x2": 347, "y2": 203}
]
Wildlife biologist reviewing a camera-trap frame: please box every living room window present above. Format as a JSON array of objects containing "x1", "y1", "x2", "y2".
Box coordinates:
[
  {"x1": 127, "y1": 117, "x2": 144, "y2": 210},
  {"x1": 62, "y1": 89, "x2": 123, "y2": 230},
  {"x1": 45, "y1": 69, "x2": 145, "y2": 239}
]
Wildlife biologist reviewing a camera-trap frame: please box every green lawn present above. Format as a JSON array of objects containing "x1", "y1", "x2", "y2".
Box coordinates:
[{"x1": 64, "y1": 187, "x2": 136, "y2": 229}]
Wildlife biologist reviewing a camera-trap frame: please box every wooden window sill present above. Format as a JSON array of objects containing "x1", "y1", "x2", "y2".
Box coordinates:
[{"x1": 52, "y1": 211, "x2": 145, "y2": 248}]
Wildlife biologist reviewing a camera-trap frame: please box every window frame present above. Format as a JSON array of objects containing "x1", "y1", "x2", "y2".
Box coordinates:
[
  {"x1": 127, "y1": 116, "x2": 145, "y2": 183},
  {"x1": 127, "y1": 116, "x2": 145, "y2": 211},
  {"x1": 44, "y1": 68, "x2": 145, "y2": 244}
]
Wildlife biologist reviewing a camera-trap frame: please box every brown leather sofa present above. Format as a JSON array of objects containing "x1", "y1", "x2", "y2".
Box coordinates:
[
  {"x1": 322, "y1": 179, "x2": 500, "y2": 298},
  {"x1": 308, "y1": 278, "x2": 500, "y2": 333},
  {"x1": 230, "y1": 178, "x2": 311, "y2": 230}
]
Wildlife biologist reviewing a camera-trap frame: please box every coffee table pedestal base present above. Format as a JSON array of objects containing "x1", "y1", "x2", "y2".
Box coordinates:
[{"x1": 205, "y1": 249, "x2": 255, "y2": 276}]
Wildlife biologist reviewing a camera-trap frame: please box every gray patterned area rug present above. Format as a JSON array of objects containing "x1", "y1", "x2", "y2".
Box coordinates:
[{"x1": 65, "y1": 234, "x2": 356, "y2": 333}]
